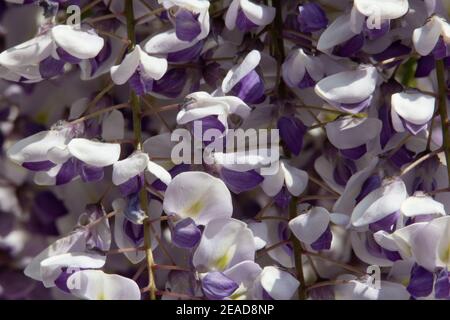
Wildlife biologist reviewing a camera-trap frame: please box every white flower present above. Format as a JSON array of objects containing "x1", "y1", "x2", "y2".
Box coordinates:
[
  {"x1": 163, "y1": 172, "x2": 233, "y2": 225},
  {"x1": 110, "y1": 45, "x2": 168, "y2": 86},
  {"x1": 413, "y1": 15, "x2": 450, "y2": 56},
  {"x1": 225, "y1": 0, "x2": 276, "y2": 31},
  {"x1": 68, "y1": 270, "x2": 141, "y2": 300}
]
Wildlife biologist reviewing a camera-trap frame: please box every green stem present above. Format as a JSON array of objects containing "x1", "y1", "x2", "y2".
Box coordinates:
[
  {"x1": 436, "y1": 59, "x2": 450, "y2": 186},
  {"x1": 125, "y1": 0, "x2": 157, "y2": 300},
  {"x1": 289, "y1": 197, "x2": 307, "y2": 299}
]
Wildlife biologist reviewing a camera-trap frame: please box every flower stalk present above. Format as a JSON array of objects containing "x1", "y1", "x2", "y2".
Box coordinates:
[{"x1": 125, "y1": 0, "x2": 157, "y2": 300}]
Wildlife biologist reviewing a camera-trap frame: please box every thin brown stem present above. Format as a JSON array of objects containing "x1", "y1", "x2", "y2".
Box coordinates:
[{"x1": 125, "y1": 0, "x2": 156, "y2": 300}]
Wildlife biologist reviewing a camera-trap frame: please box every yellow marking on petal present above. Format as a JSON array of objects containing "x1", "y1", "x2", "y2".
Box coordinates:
[
  {"x1": 97, "y1": 292, "x2": 106, "y2": 300},
  {"x1": 440, "y1": 244, "x2": 450, "y2": 265},
  {"x1": 213, "y1": 245, "x2": 237, "y2": 271},
  {"x1": 214, "y1": 253, "x2": 231, "y2": 271},
  {"x1": 184, "y1": 200, "x2": 204, "y2": 218},
  {"x1": 229, "y1": 285, "x2": 246, "y2": 300}
]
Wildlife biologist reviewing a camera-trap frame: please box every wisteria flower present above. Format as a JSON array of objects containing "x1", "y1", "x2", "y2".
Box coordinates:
[
  {"x1": 110, "y1": 45, "x2": 168, "y2": 96},
  {"x1": 112, "y1": 151, "x2": 172, "y2": 196},
  {"x1": 163, "y1": 172, "x2": 233, "y2": 225},
  {"x1": 413, "y1": 15, "x2": 450, "y2": 58},
  {"x1": 315, "y1": 65, "x2": 378, "y2": 114},
  {"x1": 225, "y1": 0, "x2": 276, "y2": 32},
  {"x1": 160, "y1": 0, "x2": 210, "y2": 42},
  {"x1": 391, "y1": 91, "x2": 435, "y2": 135},
  {"x1": 193, "y1": 217, "x2": 255, "y2": 272},
  {"x1": 282, "y1": 48, "x2": 324, "y2": 89},
  {"x1": 7, "y1": 123, "x2": 120, "y2": 185},
  {"x1": 0, "y1": 24, "x2": 104, "y2": 82}
]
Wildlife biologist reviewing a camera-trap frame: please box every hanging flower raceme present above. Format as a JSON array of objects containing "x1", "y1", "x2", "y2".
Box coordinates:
[
  {"x1": 0, "y1": 24, "x2": 105, "y2": 82},
  {"x1": 110, "y1": 45, "x2": 168, "y2": 96},
  {"x1": 225, "y1": 0, "x2": 276, "y2": 32},
  {"x1": 7, "y1": 122, "x2": 121, "y2": 185}
]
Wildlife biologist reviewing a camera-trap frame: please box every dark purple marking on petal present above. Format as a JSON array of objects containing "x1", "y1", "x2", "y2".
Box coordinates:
[
  {"x1": 220, "y1": 168, "x2": 263, "y2": 194},
  {"x1": 384, "y1": 249, "x2": 402, "y2": 262},
  {"x1": 39, "y1": 56, "x2": 65, "y2": 79},
  {"x1": 123, "y1": 219, "x2": 144, "y2": 245},
  {"x1": 277, "y1": 115, "x2": 307, "y2": 156},
  {"x1": 365, "y1": 234, "x2": 385, "y2": 258},
  {"x1": 231, "y1": 69, "x2": 265, "y2": 104},
  {"x1": 355, "y1": 175, "x2": 382, "y2": 203},
  {"x1": 172, "y1": 218, "x2": 201, "y2": 248},
  {"x1": 389, "y1": 146, "x2": 415, "y2": 169},
  {"x1": 297, "y1": 70, "x2": 316, "y2": 89},
  {"x1": 54, "y1": 267, "x2": 74, "y2": 293},
  {"x1": 90, "y1": 40, "x2": 112, "y2": 76},
  {"x1": 152, "y1": 164, "x2": 191, "y2": 192},
  {"x1": 407, "y1": 264, "x2": 434, "y2": 298},
  {"x1": 310, "y1": 226, "x2": 332, "y2": 251},
  {"x1": 79, "y1": 163, "x2": 104, "y2": 182},
  {"x1": 175, "y1": 9, "x2": 201, "y2": 42},
  {"x1": 333, "y1": 33, "x2": 365, "y2": 57},
  {"x1": 297, "y1": 3, "x2": 328, "y2": 33},
  {"x1": 435, "y1": 268, "x2": 450, "y2": 299},
  {"x1": 56, "y1": 47, "x2": 81, "y2": 64},
  {"x1": 262, "y1": 289, "x2": 274, "y2": 300},
  {"x1": 401, "y1": 117, "x2": 428, "y2": 135},
  {"x1": 274, "y1": 187, "x2": 291, "y2": 209},
  {"x1": 56, "y1": 158, "x2": 78, "y2": 185},
  {"x1": 337, "y1": 96, "x2": 372, "y2": 114},
  {"x1": 119, "y1": 173, "x2": 145, "y2": 197},
  {"x1": 432, "y1": 37, "x2": 448, "y2": 60},
  {"x1": 202, "y1": 272, "x2": 239, "y2": 300},
  {"x1": 236, "y1": 8, "x2": 259, "y2": 32},
  {"x1": 22, "y1": 160, "x2": 56, "y2": 171},
  {"x1": 151, "y1": 68, "x2": 187, "y2": 98},
  {"x1": 364, "y1": 20, "x2": 390, "y2": 40},
  {"x1": 373, "y1": 40, "x2": 411, "y2": 69},
  {"x1": 167, "y1": 40, "x2": 204, "y2": 63},
  {"x1": 369, "y1": 211, "x2": 399, "y2": 233},
  {"x1": 333, "y1": 158, "x2": 357, "y2": 186},
  {"x1": 129, "y1": 70, "x2": 147, "y2": 97},
  {"x1": 278, "y1": 222, "x2": 294, "y2": 256},
  {"x1": 378, "y1": 103, "x2": 395, "y2": 148},
  {"x1": 340, "y1": 144, "x2": 367, "y2": 160},
  {"x1": 415, "y1": 55, "x2": 435, "y2": 78}
]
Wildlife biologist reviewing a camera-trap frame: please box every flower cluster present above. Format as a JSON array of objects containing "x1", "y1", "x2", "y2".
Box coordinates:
[{"x1": 0, "y1": 0, "x2": 450, "y2": 300}]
